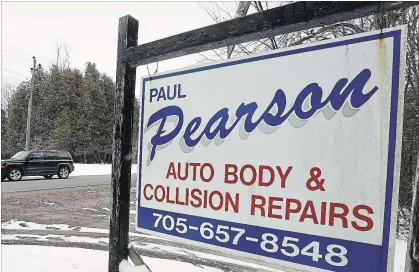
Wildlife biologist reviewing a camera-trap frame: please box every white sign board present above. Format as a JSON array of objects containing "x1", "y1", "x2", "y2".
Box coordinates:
[{"x1": 136, "y1": 26, "x2": 406, "y2": 272}]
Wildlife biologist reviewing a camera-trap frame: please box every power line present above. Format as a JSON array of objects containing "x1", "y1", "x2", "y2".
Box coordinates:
[
  {"x1": 2, "y1": 43, "x2": 33, "y2": 57},
  {"x1": 2, "y1": 43, "x2": 50, "y2": 60},
  {"x1": 2, "y1": 76, "x2": 24, "y2": 84},
  {"x1": 2, "y1": 72, "x2": 24, "y2": 79},
  {"x1": 2, "y1": 56, "x2": 27, "y2": 65},
  {"x1": 2, "y1": 48, "x2": 28, "y2": 61},
  {"x1": 1, "y1": 77, "x2": 25, "y2": 87},
  {"x1": 2, "y1": 68, "x2": 29, "y2": 78}
]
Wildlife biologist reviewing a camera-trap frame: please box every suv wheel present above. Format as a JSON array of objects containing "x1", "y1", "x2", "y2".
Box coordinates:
[
  {"x1": 8, "y1": 168, "x2": 23, "y2": 181},
  {"x1": 43, "y1": 175, "x2": 53, "y2": 179},
  {"x1": 58, "y1": 166, "x2": 69, "y2": 179}
]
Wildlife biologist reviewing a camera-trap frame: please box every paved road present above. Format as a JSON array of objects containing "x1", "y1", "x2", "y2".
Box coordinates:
[{"x1": 1, "y1": 174, "x2": 138, "y2": 193}]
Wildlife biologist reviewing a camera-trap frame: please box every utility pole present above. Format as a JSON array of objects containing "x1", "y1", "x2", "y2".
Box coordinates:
[
  {"x1": 226, "y1": 1, "x2": 251, "y2": 59},
  {"x1": 405, "y1": 147, "x2": 419, "y2": 272},
  {"x1": 25, "y1": 56, "x2": 36, "y2": 151}
]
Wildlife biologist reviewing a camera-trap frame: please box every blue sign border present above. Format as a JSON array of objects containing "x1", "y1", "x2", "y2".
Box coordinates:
[{"x1": 137, "y1": 29, "x2": 402, "y2": 271}]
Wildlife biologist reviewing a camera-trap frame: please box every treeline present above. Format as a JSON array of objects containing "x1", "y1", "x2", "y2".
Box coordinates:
[{"x1": 1, "y1": 63, "x2": 140, "y2": 163}]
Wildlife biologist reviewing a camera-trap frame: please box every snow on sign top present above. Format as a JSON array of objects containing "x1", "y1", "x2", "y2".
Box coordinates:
[{"x1": 136, "y1": 26, "x2": 407, "y2": 272}]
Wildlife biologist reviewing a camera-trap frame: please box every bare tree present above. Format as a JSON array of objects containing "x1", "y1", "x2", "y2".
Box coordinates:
[
  {"x1": 55, "y1": 41, "x2": 71, "y2": 70},
  {"x1": 200, "y1": 2, "x2": 419, "y2": 210},
  {"x1": 1, "y1": 84, "x2": 15, "y2": 113},
  {"x1": 199, "y1": 1, "x2": 366, "y2": 62}
]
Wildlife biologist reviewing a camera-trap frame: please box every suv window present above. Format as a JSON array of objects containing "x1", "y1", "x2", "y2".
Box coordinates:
[
  {"x1": 44, "y1": 151, "x2": 58, "y2": 160},
  {"x1": 58, "y1": 151, "x2": 72, "y2": 160},
  {"x1": 27, "y1": 152, "x2": 44, "y2": 160}
]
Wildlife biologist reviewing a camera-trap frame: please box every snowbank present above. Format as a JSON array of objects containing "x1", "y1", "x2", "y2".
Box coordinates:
[
  {"x1": 1, "y1": 245, "x2": 223, "y2": 272},
  {"x1": 394, "y1": 239, "x2": 408, "y2": 272},
  {"x1": 120, "y1": 260, "x2": 150, "y2": 272},
  {"x1": 71, "y1": 164, "x2": 138, "y2": 176}
]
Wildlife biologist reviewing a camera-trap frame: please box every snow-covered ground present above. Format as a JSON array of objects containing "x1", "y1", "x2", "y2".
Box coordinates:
[
  {"x1": 1, "y1": 245, "x2": 223, "y2": 272},
  {"x1": 1, "y1": 220, "x2": 166, "y2": 240},
  {"x1": 0, "y1": 241, "x2": 410, "y2": 272},
  {"x1": 71, "y1": 164, "x2": 138, "y2": 176},
  {"x1": 1, "y1": 220, "x2": 279, "y2": 271}
]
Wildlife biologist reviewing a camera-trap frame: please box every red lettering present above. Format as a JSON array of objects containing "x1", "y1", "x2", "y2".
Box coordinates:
[
  {"x1": 203, "y1": 190, "x2": 208, "y2": 208},
  {"x1": 240, "y1": 164, "x2": 257, "y2": 186},
  {"x1": 225, "y1": 164, "x2": 238, "y2": 184},
  {"x1": 185, "y1": 188, "x2": 189, "y2": 206},
  {"x1": 299, "y1": 200, "x2": 319, "y2": 224},
  {"x1": 175, "y1": 187, "x2": 185, "y2": 205},
  {"x1": 285, "y1": 198, "x2": 301, "y2": 220},
  {"x1": 200, "y1": 163, "x2": 214, "y2": 182},
  {"x1": 143, "y1": 184, "x2": 153, "y2": 200},
  {"x1": 177, "y1": 162, "x2": 188, "y2": 180},
  {"x1": 258, "y1": 165, "x2": 275, "y2": 187},
  {"x1": 155, "y1": 185, "x2": 165, "y2": 202},
  {"x1": 166, "y1": 162, "x2": 177, "y2": 179},
  {"x1": 190, "y1": 189, "x2": 202, "y2": 208},
  {"x1": 166, "y1": 186, "x2": 175, "y2": 204},
  {"x1": 225, "y1": 193, "x2": 239, "y2": 213},
  {"x1": 320, "y1": 201, "x2": 327, "y2": 225},
  {"x1": 251, "y1": 195, "x2": 266, "y2": 216},
  {"x1": 190, "y1": 162, "x2": 200, "y2": 181},
  {"x1": 329, "y1": 203, "x2": 349, "y2": 228},
  {"x1": 268, "y1": 197, "x2": 283, "y2": 219},
  {"x1": 276, "y1": 166, "x2": 293, "y2": 188},
  {"x1": 209, "y1": 191, "x2": 223, "y2": 210},
  {"x1": 352, "y1": 205, "x2": 374, "y2": 231}
]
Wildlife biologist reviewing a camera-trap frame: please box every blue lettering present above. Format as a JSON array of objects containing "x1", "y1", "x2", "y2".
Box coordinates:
[
  {"x1": 147, "y1": 106, "x2": 183, "y2": 161},
  {"x1": 348, "y1": 69, "x2": 378, "y2": 108},
  {"x1": 183, "y1": 117, "x2": 203, "y2": 147},
  {"x1": 177, "y1": 84, "x2": 186, "y2": 99},
  {"x1": 167, "y1": 85, "x2": 176, "y2": 100},
  {"x1": 145, "y1": 69, "x2": 378, "y2": 162},
  {"x1": 262, "y1": 89, "x2": 290, "y2": 126},
  {"x1": 150, "y1": 84, "x2": 186, "y2": 102},
  {"x1": 157, "y1": 87, "x2": 166, "y2": 101},
  {"x1": 292, "y1": 83, "x2": 327, "y2": 119},
  {"x1": 150, "y1": 88, "x2": 158, "y2": 102}
]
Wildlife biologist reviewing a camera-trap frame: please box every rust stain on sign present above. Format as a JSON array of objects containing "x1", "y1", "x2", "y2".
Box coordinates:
[
  {"x1": 378, "y1": 37, "x2": 387, "y2": 112},
  {"x1": 377, "y1": 35, "x2": 388, "y2": 176},
  {"x1": 378, "y1": 37, "x2": 387, "y2": 79}
]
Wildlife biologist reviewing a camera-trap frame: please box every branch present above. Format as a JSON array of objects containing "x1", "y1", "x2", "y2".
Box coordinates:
[
  {"x1": 237, "y1": 43, "x2": 252, "y2": 55},
  {"x1": 290, "y1": 22, "x2": 364, "y2": 46},
  {"x1": 197, "y1": 52, "x2": 218, "y2": 62},
  {"x1": 211, "y1": 49, "x2": 224, "y2": 60}
]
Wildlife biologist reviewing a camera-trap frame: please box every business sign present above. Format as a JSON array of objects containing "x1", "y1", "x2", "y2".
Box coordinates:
[{"x1": 136, "y1": 26, "x2": 406, "y2": 271}]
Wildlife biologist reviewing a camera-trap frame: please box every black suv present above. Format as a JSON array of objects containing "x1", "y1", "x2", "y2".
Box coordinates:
[{"x1": 1, "y1": 150, "x2": 75, "y2": 181}]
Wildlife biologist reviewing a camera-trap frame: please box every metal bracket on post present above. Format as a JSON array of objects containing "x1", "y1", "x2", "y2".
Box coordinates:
[
  {"x1": 127, "y1": 244, "x2": 152, "y2": 271},
  {"x1": 108, "y1": 15, "x2": 139, "y2": 272}
]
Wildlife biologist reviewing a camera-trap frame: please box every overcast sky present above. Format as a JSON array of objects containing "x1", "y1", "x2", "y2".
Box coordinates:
[{"x1": 1, "y1": 1, "x2": 221, "y2": 96}]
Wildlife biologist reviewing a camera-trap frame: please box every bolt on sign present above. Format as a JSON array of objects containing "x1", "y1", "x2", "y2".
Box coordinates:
[{"x1": 135, "y1": 26, "x2": 407, "y2": 272}]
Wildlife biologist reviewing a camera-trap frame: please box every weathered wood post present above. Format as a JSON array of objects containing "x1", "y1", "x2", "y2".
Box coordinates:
[
  {"x1": 405, "y1": 148, "x2": 419, "y2": 272},
  {"x1": 109, "y1": 15, "x2": 138, "y2": 272}
]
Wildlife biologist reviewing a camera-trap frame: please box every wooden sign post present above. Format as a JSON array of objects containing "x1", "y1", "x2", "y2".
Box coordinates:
[{"x1": 108, "y1": 15, "x2": 138, "y2": 272}]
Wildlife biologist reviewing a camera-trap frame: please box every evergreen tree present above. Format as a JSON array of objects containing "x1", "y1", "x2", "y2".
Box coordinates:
[{"x1": 2, "y1": 61, "x2": 119, "y2": 163}]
